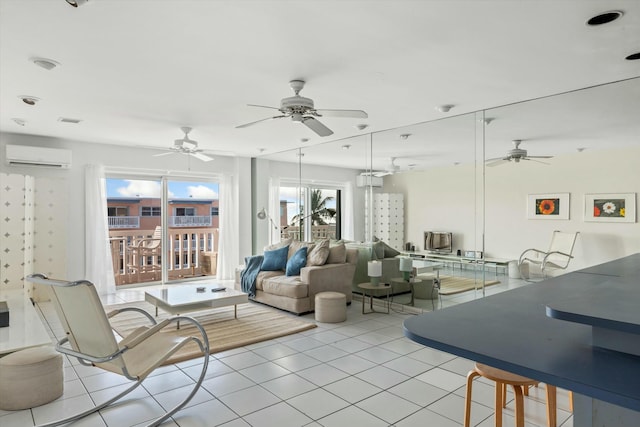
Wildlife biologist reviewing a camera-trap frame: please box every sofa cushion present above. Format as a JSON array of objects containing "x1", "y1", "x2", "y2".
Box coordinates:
[
  {"x1": 255, "y1": 270, "x2": 283, "y2": 290},
  {"x1": 373, "y1": 240, "x2": 400, "y2": 259},
  {"x1": 307, "y1": 239, "x2": 330, "y2": 266},
  {"x1": 327, "y1": 243, "x2": 347, "y2": 264},
  {"x1": 261, "y1": 275, "x2": 308, "y2": 298},
  {"x1": 264, "y1": 238, "x2": 293, "y2": 252},
  {"x1": 261, "y1": 245, "x2": 289, "y2": 271},
  {"x1": 288, "y1": 240, "x2": 315, "y2": 260},
  {"x1": 286, "y1": 247, "x2": 308, "y2": 276}
]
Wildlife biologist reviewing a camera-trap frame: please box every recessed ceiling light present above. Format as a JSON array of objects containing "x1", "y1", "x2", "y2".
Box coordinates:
[
  {"x1": 65, "y1": 0, "x2": 89, "y2": 7},
  {"x1": 18, "y1": 95, "x2": 40, "y2": 105},
  {"x1": 586, "y1": 10, "x2": 623, "y2": 26},
  {"x1": 30, "y1": 57, "x2": 60, "y2": 70},
  {"x1": 400, "y1": 134, "x2": 411, "y2": 140},
  {"x1": 58, "y1": 117, "x2": 83, "y2": 124},
  {"x1": 626, "y1": 52, "x2": 640, "y2": 61},
  {"x1": 436, "y1": 104, "x2": 454, "y2": 113},
  {"x1": 342, "y1": 144, "x2": 351, "y2": 150},
  {"x1": 300, "y1": 138, "x2": 309, "y2": 143},
  {"x1": 355, "y1": 124, "x2": 368, "y2": 131},
  {"x1": 11, "y1": 118, "x2": 26, "y2": 126}
]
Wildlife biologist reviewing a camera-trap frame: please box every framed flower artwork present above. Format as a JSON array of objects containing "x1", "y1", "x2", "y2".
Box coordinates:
[
  {"x1": 527, "y1": 193, "x2": 569, "y2": 220},
  {"x1": 584, "y1": 193, "x2": 636, "y2": 223}
]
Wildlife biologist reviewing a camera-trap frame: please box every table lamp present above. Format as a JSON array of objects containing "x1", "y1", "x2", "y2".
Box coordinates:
[
  {"x1": 368, "y1": 260, "x2": 382, "y2": 286},
  {"x1": 399, "y1": 257, "x2": 413, "y2": 281}
]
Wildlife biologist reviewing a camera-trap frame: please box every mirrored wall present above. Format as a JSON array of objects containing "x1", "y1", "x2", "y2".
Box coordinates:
[{"x1": 254, "y1": 76, "x2": 640, "y2": 309}]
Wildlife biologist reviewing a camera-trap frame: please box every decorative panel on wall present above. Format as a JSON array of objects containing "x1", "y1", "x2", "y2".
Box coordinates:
[
  {"x1": 32, "y1": 177, "x2": 68, "y2": 301},
  {"x1": 370, "y1": 193, "x2": 404, "y2": 250},
  {"x1": 0, "y1": 174, "x2": 67, "y2": 300},
  {"x1": 0, "y1": 173, "x2": 34, "y2": 291}
]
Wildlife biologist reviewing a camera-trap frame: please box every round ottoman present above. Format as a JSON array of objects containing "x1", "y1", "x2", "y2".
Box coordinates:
[
  {"x1": 315, "y1": 292, "x2": 347, "y2": 323},
  {"x1": 0, "y1": 346, "x2": 63, "y2": 410}
]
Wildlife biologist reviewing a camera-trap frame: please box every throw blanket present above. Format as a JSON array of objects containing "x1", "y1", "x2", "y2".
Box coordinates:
[{"x1": 241, "y1": 255, "x2": 263, "y2": 297}]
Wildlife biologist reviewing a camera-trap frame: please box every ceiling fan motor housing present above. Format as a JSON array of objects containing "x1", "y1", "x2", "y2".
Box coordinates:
[
  {"x1": 280, "y1": 96, "x2": 315, "y2": 114},
  {"x1": 508, "y1": 147, "x2": 527, "y2": 160}
]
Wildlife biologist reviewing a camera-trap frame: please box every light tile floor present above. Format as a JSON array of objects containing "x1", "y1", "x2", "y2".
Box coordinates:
[{"x1": 1, "y1": 271, "x2": 574, "y2": 427}]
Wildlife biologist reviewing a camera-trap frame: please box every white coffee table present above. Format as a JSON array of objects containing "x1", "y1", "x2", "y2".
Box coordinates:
[{"x1": 145, "y1": 284, "x2": 248, "y2": 328}]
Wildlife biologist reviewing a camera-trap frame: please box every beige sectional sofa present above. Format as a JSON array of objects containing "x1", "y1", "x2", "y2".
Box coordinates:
[{"x1": 245, "y1": 239, "x2": 358, "y2": 314}]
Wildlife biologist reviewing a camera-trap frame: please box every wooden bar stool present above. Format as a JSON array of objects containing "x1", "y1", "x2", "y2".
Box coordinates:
[{"x1": 464, "y1": 363, "x2": 556, "y2": 427}]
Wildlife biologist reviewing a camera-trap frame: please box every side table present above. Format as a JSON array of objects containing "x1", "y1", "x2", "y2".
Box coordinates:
[
  {"x1": 391, "y1": 278, "x2": 426, "y2": 306},
  {"x1": 357, "y1": 282, "x2": 391, "y2": 314}
]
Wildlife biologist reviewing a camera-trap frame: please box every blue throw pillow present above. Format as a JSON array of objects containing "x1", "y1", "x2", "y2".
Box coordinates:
[
  {"x1": 261, "y1": 245, "x2": 289, "y2": 271},
  {"x1": 286, "y1": 247, "x2": 308, "y2": 276}
]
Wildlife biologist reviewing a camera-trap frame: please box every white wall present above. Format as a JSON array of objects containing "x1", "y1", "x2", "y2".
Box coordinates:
[
  {"x1": 384, "y1": 146, "x2": 640, "y2": 271},
  {"x1": 0, "y1": 132, "x2": 253, "y2": 280}
]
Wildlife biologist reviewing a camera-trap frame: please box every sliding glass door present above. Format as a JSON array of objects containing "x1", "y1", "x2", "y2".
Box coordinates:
[{"x1": 106, "y1": 175, "x2": 219, "y2": 287}]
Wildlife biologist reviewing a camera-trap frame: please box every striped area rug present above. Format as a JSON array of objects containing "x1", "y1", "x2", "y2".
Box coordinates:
[
  {"x1": 434, "y1": 276, "x2": 500, "y2": 295},
  {"x1": 104, "y1": 301, "x2": 316, "y2": 365}
]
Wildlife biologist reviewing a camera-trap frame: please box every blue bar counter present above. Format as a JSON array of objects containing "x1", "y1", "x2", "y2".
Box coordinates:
[{"x1": 403, "y1": 253, "x2": 640, "y2": 426}]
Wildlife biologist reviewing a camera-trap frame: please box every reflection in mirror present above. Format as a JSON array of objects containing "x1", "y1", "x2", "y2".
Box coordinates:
[
  {"x1": 254, "y1": 77, "x2": 640, "y2": 312},
  {"x1": 484, "y1": 77, "x2": 640, "y2": 271}
]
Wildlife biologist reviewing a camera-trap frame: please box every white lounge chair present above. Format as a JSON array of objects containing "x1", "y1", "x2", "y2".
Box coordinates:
[{"x1": 26, "y1": 273, "x2": 209, "y2": 427}]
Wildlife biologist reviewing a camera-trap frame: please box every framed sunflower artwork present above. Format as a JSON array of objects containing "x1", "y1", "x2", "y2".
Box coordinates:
[
  {"x1": 527, "y1": 193, "x2": 569, "y2": 220},
  {"x1": 584, "y1": 193, "x2": 636, "y2": 223}
]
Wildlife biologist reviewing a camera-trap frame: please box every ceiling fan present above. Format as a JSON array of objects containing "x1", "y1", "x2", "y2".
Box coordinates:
[
  {"x1": 486, "y1": 140, "x2": 553, "y2": 167},
  {"x1": 362, "y1": 157, "x2": 413, "y2": 177},
  {"x1": 236, "y1": 80, "x2": 368, "y2": 137},
  {"x1": 153, "y1": 127, "x2": 214, "y2": 162}
]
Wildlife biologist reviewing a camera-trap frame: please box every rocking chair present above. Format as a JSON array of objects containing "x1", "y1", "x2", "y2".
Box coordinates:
[
  {"x1": 518, "y1": 230, "x2": 579, "y2": 280},
  {"x1": 26, "y1": 274, "x2": 209, "y2": 427}
]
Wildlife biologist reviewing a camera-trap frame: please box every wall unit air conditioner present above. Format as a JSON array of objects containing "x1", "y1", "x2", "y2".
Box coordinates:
[
  {"x1": 5, "y1": 145, "x2": 72, "y2": 169},
  {"x1": 356, "y1": 175, "x2": 383, "y2": 188}
]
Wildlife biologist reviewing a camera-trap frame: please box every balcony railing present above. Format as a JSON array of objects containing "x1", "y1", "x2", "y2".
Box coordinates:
[
  {"x1": 108, "y1": 216, "x2": 140, "y2": 229},
  {"x1": 170, "y1": 215, "x2": 212, "y2": 227},
  {"x1": 280, "y1": 225, "x2": 336, "y2": 241},
  {"x1": 109, "y1": 227, "x2": 219, "y2": 286}
]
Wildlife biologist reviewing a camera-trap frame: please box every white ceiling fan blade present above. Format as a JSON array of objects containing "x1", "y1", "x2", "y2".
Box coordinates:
[
  {"x1": 373, "y1": 171, "x2": 392, "y2": 177},
  {"x1": 302, "y1": 117, "x2": 333, "y2": 137},
  {"x1": 527, "y1": 155, "x2": 554, "y2": 159},
  {"x1": 486, "y1": 158, "x2": 510, "y2": 167},
  {"x1": 247, "y1": 104, "x2": 281, "y2": 111},
  {"x1": 236, "y1": 115, "x2": 286, "y2": 129},
  {"x1": 315, "y1": 109, "x2": 368, "y2": 119},
  {"x1": 522, "y1": 158, "x2": 551, "y2": 165},
  {"x1": 190, "y1": 152, "x2": 214, "y2": 162},
  {"x1": 152, "y1": 151, "x2": 175, "y2": 157}
]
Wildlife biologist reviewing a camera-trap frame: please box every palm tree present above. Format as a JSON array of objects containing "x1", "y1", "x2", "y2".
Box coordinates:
[{"x1": 290, "y1": 189, "x2": 335, "y2": 226}]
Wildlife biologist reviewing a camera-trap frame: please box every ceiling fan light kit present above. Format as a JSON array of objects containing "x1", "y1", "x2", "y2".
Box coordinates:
[
  {"x1": 153, "y1": 126, "x2": 214, "y2": 162},
  {"x1": 236, "y1": 80, "x2": 368, "y2": 137},
  {"x1": 486, "y1": 139, "x2": 553, "y2": 167}
]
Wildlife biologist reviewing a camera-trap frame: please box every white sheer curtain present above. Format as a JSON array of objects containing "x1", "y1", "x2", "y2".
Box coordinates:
[
  {"x1": 342, "y1": 181, "x2": 355, "y2": 240},
  {"x1": 268, "y1": 176, "x2": 281, "y2": 244},
  {"x1": 217, "y1": 173, "x2": 238, "y2": 280},
  {"x1": 85, "y1": 164, "x2": 116, "y2": 295}
]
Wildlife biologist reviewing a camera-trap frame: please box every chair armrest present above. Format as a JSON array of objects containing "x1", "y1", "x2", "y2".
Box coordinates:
[
  {"x1": 119, "y1": 316, "x2": 209, "y2": 354},
  {"x1": 119, "y1": 318, "x2": 173, "y2": 349},
  {"x1": 519, "y1": 248, "x2": 546, "y2": 264},
  {"x1": 542, "y1": 250, "x2": 574, "y2": 269},
  {"x1": 107, "y1": 306, "x2": 157, "y2": 325}
]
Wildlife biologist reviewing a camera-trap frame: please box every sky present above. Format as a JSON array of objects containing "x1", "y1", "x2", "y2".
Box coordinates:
[{"x1": 106, "y1": 179, "x2": 219, "y2": 199}]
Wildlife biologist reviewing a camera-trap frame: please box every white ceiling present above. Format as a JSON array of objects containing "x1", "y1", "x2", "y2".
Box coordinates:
[{"x1": 1, "y1": 0, "x2": 639, "y2": 171}]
